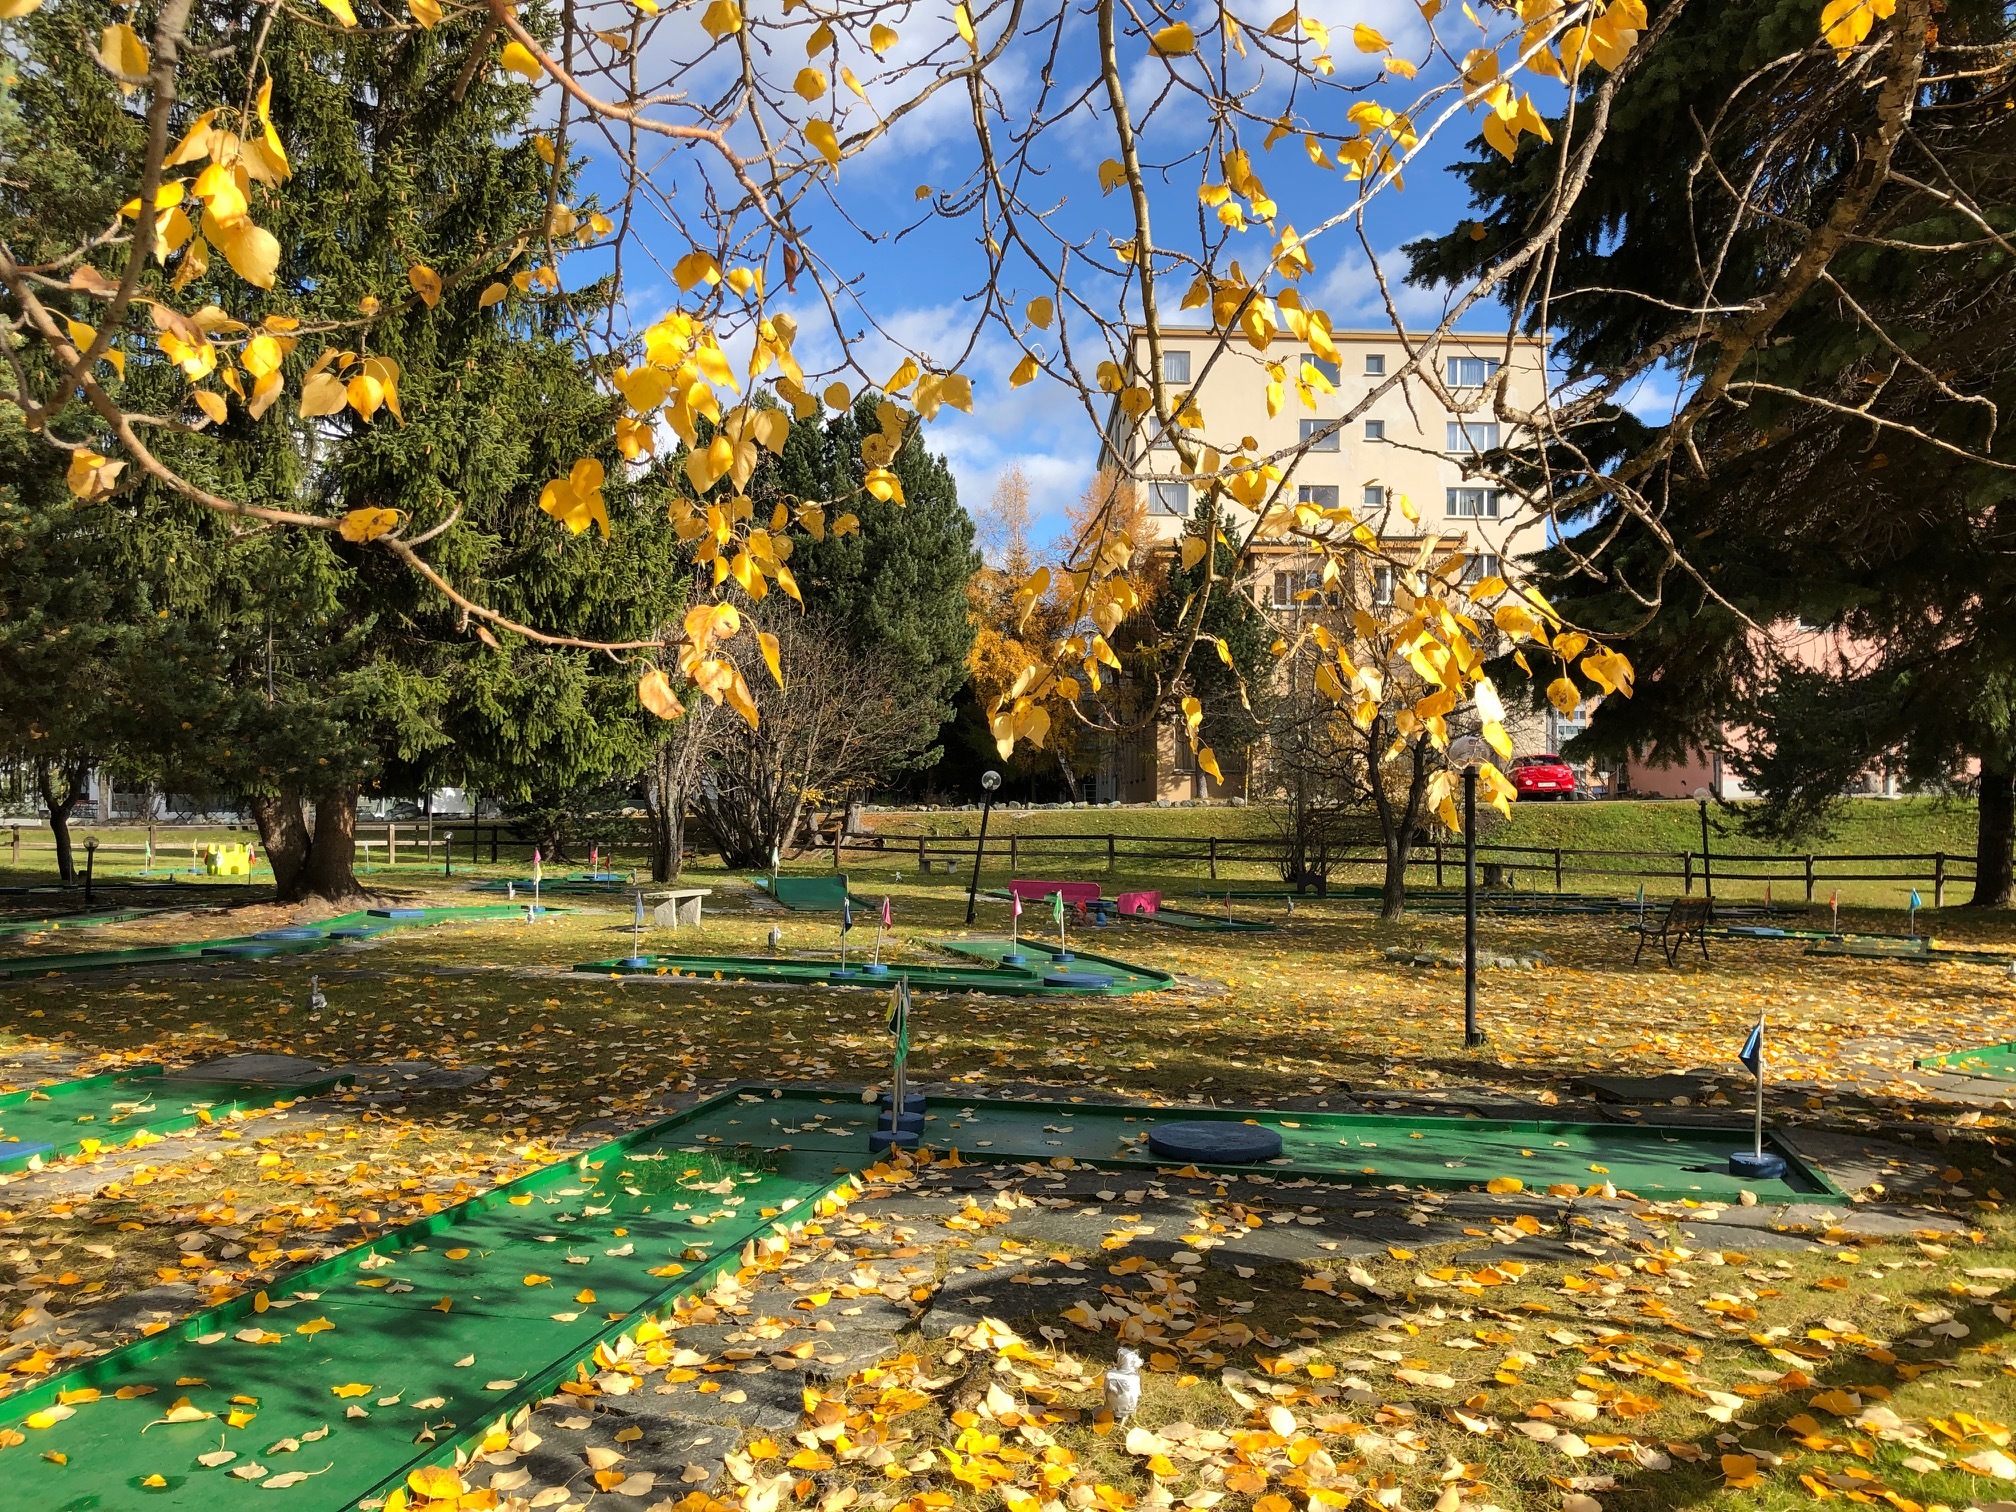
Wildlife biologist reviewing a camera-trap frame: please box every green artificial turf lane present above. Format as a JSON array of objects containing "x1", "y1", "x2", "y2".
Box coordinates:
[
  {"x1": 0, "y1": 905, "x2": 541, "y2": 979},
  {"x1": 674, "y1": 1087, "x2": 1838, "y2": 1202},
  {"x1": 1916, "y1": 1041, "x2": 2016, "y2": 1080},
  {"x1": 574, "y1": 937, "x2": 1174, "y2": 995},
  {"x1": 0, "y1": 1095, "x2": 846, "y2": 1511},
  {"x1": 934, "y1": 937, "x2": 1176, "y2": 992},
  {"x1": 0, "y1": 1068, "x2": 351, "y2": 1171}
]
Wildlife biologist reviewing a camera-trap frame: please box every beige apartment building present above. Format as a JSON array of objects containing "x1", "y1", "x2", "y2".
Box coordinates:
[{"x1": 1090, "y1": 326, "x2": 1560, "y2": 803}]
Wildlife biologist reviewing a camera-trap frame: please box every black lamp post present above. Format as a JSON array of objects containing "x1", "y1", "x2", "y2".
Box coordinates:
[
  {"x1": 966, "y1": 769, "x2": 1002, "y2": 925},
  {"x1": 1694, "y1": 788, "x2": 1714, "y2": 903},
  {"x1": 1449, "y1": 735, "x2": 1491, "y2": 1049}
]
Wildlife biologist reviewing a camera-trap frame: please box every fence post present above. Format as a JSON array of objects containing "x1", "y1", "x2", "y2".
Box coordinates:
[
  {"x1": 832, "y1": 822, "x2": 842, "y2": 869},
  {"x1": 1934, "y1": 852, "x2": 1946, "y2": 910},
  {"x1": 1555, "y1": 847, "x2": 1563, "y2": 894},
  {"x1": 1209, "y1": 836, "x2": 1218, "y2": 879},
  {"x1": 1804, "y1": 854, "x2": 1815, "y2": 902},
  {"x1": 387, "y1": 821, "x2": 397, "y2": 869},
  {"x1": 9, "y1": 825, "x2": 16, "y2": 870},
  {"x1": 1108, "y1": 833, "x2": 1117, "y2": 872},
  {"x1": 1683, "y1": 850, "x2": 1693, "y2": 895},
  {"x1": 1009, "y1": 833, "x2": 1019, "y2": 874},
  {"x1": 917, "y1": 834, "x2": 926, "y2": 873}
]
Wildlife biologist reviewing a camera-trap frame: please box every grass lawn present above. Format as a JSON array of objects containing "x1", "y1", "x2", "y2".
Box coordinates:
[{"x1": 0, "y1": 864, "x2": 2007, "y2": 1512}]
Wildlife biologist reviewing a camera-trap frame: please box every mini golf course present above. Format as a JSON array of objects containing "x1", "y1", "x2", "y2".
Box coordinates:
[
  {"x1": 0, "y1": 1065, "x2": 352, "y2": 1171},
  {"x1": 575, "y1": 936, "x2": 1175, "y2": 995},
  {"x1": 1916, "y1": 1041, "x2": 2016, "y2": 1080},
  {"x1": 1805, "y1": 937, "x2": 2016, "y2": 966},
  {"x1": 0, "y1": 905, "x2": 167, "y2": 937},
  {"x1": 0, "y1": 1081, "x2": 1838, "y2": 1509},
  {"x1": 750, "y1": 874, "x2": 866, "y2": 910},
  {"x1": 469, "y1": 872, "x2": 634, "y2": 895},
  {"x1": 0, "y1": 904, "x2": 545, "y2": 979}
]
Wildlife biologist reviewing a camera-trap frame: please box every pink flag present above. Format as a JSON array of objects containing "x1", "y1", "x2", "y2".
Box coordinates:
[
  {"x1": 1011, "y1": 894, "x2": 1023, "y2": 918},
  {"x1": 881, "y1": 896, "x2": 893, "y2": 929}
]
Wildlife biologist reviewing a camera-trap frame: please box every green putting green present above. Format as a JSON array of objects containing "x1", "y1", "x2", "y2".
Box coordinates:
[
  {"x1": 0, "y1": 1066, "x2": 352, "y2": 1172},
  {"x1": 0, "y1": 906, "x2": 165, "y2": 937},
  {"x1": 752, "y1": 874, "x2": 866, "y2": 910},
  {"x1": 575, "y1": 937, "x2": 1174, "y2": 994},
  {"x1": 1128, "y1": 905, "x2": 1275, "y2": 933},
  {"x1": 684, "y1": 1086, "x2": 1839, "y2": 1201},
  {"x1": 9, "y1": 1081, "x2": 1838, "y2": 1506},
  {"x1": 0, "y1": 1093, "x2": 846, "y2": 1511},
  {"x1": 469, "y1": 873, "x2": 634, "y2": 894},
  {"x1": 1805, "y1": 939, "x2": 2015, "y2": 965},
  {"x1": 1916, "y1": 1041, "x2": 2016, "y2": 1080},
  {"x1": 0, "y1": 905, "x2": 544, "y2": 979}
]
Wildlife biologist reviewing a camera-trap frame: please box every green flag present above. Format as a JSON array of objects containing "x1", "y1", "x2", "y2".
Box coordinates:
[
  {"x1": 886, "y1": 980, "x2": 910, "y2": 1069},
  {"x1": 1051, "y1": 891, "x2": 1065, "y2": 926}
]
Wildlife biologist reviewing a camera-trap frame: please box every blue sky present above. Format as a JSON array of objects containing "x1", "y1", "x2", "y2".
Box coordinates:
[{"x1": 555, "y1": 0, "x2": 1669, "y2": 545}]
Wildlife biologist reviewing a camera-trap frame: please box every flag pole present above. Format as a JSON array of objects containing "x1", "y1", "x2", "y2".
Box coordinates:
[
  {"x1": 891, "y1": 978, "x2": 907, "y2": 1135},
  {"x1": 1752, "y1": 1008, "x2": 1766, "y2": 1161}
]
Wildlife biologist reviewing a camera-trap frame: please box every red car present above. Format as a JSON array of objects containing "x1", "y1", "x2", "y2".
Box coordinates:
[{"x1": 1512, "y1": 753, "x2": 1577, "y2": 799}]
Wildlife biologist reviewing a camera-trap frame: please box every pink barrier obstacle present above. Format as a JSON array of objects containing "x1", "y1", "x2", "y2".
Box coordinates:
[
  {"x1": 1007, "y1": 878, "x2": 1102, "y2": 917},
  {"x1": 1115, "y1": 890, "x2": 1161, "y2": 916}
]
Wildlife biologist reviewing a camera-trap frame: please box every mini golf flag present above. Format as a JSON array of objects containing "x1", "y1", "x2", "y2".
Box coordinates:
[
  {"x1": 634, "y1": 893, "x2": 646, "y2": 928},
  {"x1": 881, "y1": 895, "x2": 893, "y2": 929},
  {"x1": 1011, "y1": 893, "x2": 1023, "y2": 918},
  {"x1": 1910, "y1": 889, "x2": 1922, "y2": 910},
  {"x1": 1739, "y1": 1021, "x2": 1764, "y2": 1078},
  {"x1": 1051, "y1": 891, "x2": 1065, "y2": 926},
  {"x1": 532, "y1": 848, "x2": 543, "y2": 885},
  {"x1": 886, "y1": 979, "x2": 910, "y2": 1066},
  {"x1": 841, "y1": 896, "x2": 854, "y2": 933}
]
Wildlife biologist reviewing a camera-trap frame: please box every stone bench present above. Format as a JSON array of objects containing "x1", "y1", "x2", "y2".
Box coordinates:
[{"x1": 647, "y1": 888, "x2": 712, "y2": 927}]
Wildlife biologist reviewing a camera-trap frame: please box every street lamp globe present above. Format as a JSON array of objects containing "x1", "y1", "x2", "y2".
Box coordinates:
[
  {"x1": 981, "y1": 770, "x2": 1002, "y2": 793},
  {"x1": 1448, "y1": 735, "x2": 1491, "y2": 770}
]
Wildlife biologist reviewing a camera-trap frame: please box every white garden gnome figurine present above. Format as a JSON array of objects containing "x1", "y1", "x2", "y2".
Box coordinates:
[{"x1": 1104, "y1": 1347, "x2": 1143, "y2": 1422}]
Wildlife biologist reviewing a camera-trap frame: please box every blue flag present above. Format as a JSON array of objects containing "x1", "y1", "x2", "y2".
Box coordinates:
[
  {"x1": 1739, "y1": 1022, "x2": 1764, "y2": 1078},
  {"x1": 1910, "y1": 890, "x2": 1922, "y2": 911}
]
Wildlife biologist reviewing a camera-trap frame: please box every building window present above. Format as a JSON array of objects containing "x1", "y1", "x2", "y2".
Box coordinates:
[
  {"x1": 1446, "y1": 356, "x2": 1501, "y2": 388},
  {"x1": 1297, "y1": 484, "x2": 1338, "y2": 508},
  {"x1": 1371, "y1": 565, "x2": 1396, "y2": 607},
  {"x1": 1271, "y1": 569, "x2": 1331, "y2": 608},
  {"x1": 1150, "y1": 481, "x2": 1191, "y2": 516},
  {"x1": 1162, "y1": 349, "x2": 1191, "y2": 383},
  {"x1": 1462, "y1": 551, "x2": 1502, "y2": 584},
  {"x1": 1363, "y1": 419, "x2": 1386, "y2": 442},
  {"x1": 1300, "y1": 352, "x2": 1341, "y2": 386},
  {"x1": 1446, "y1": 420, "x2": 1500, "y2": 454},
  {"x1": 1299, "y1": 419, "x2": 1340, "y2": 452},
  {"x1": 1362, "y1": 484, "x2": 1387, "y2": 507},
  {"x1": 1364, "y1": 353, "x2": 1386, "y2": 376},
  {"x1": 1447, "y1": 487, "x2": 1501, "y2": 518}
]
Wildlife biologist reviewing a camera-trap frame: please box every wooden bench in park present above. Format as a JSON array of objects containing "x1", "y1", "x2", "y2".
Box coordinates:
[
  {"x1": 647, "y1": 888, "x2": 712, "y2": 927},
  {"x1": 1632, "y1": 896, "x2": 1713, "y2": 966}
]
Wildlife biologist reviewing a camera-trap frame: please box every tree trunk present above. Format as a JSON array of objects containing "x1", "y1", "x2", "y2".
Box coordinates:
[
  {"x1": 1971, "y1": 756, "x2": 2014, "y2": 907},
  {"x1": 36, "y1": 760, "x2": 86, "y2": 885},
  {"x1": 249, "y1": 791, "x2": 313, "y2": 897},
  {"x1": 294, "y1": 786, "x2": 361, "y2": 902},
  {"x1": 646, "y1": 744, "x2": 689, "y2": 883}
]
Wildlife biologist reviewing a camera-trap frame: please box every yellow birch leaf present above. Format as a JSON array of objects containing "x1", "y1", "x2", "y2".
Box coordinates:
[
  {"x1": 500, "y1": 40, "x2": 542, "y2": 80},
  {"x1": 192, "y1": 389, "x2": 228, "y2": 425},
  {"x1": 701, "y1": 0, "x2": 741, "y2": 40},
  {"x1": 1352, "y1": 22, "x2": 1389, "y2": 50},
  {"x1": 408, "y1": 0, "x2": 442, "y2": 25},
  {"x1": 805, "y1": 119, "x2": 840, "y2": 166},
  {"x1": 478, "y1": 282, "x2": 507, "y2": 308},
  {"x1": 407, "y1": 264, "x2": 442, "y2": 308},
  {"x1": 1197, "y1": 747, "x2": 1223, "y2": 783},
  {"x1": 1025, "y1": 296, "x2": 1054, "y2": 328},
  {"x1": 97, "y1": 22, "x2": 149, "y2": 83},
  {"x1": 1009, "y1": 353, "x2": 1039, "y2": 388},
  {"x1": 758, "y1": 631, "x2": 784, "y2": 688},
  {"x1": 339, "y1": 508, "x2": 399, "y2": 543},
  {"x1": 1152, "y1": 22, "x2": 1196, "y2": 53},
  {"x1": 954, "y1": 3, "x2": 976, "y2": 50},
  {"x1": 639, "y1": 669, "x2": 686, "y2": 719},
  {"x1": 319, "y1": 0, "x2": 358, "y2": 25}
]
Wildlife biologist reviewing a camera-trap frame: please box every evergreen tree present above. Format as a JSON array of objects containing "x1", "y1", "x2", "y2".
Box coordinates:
[
  {"x1": 3, "y1": 1, "x2": 684, "y2": 900},
  {"x1": 1405, "y1": 0, "x2": 2016, "y2": 904}
]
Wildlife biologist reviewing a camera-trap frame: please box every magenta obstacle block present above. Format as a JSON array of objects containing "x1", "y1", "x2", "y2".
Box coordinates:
[{"x1": 1115, "y1": 890, "x2": 1161, "y2": 916}]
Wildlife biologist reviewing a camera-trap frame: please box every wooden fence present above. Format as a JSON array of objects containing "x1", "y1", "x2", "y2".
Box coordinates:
[{"x1": 2, "y1": 818, "x2": 1982, "y2": 905}]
